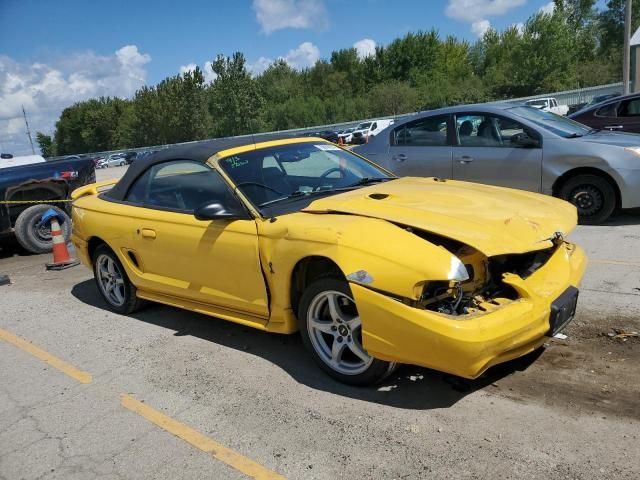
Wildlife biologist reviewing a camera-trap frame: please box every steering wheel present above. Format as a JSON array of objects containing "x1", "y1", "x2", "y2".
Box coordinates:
[
  {"x1": 234, "y1": 181, "x2": 283, "y2": 195},
  {"x1": 319, "y1": 167, "x2": 346, "y2": 179}
]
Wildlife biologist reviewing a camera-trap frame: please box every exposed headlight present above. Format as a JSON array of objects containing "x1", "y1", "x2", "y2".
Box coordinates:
[
  {"x1": 624, "y1": 147, "x2": 640, "y2": 156},
  {"x1": 448, "y1": 256, "x2": 470, "y2": 282}
]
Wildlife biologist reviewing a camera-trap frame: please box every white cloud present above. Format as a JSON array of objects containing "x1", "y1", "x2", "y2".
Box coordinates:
[
  {"x1": 539, "y1": 1, "x2": 554, "y2": 14},
  {"x1": 246, "y1": 41, "x2": 320, "y2": 76},
  {"x1": 178, "y1": 62, "x2": 217, "y2": 83},
  {"x1": 445, "y1": 0, "x2": 526, "y2": 23},
  {"x1": 0, "y1": 45, "x2": 150, "y2": 155},
  {"x1": 283, "y1": 41, "x2": 320, "y2": 69},
  {"x1": 512, "y1": 21, "x2": 525, "y2": 34},
  {"x1": 253, "y1": 0, "x2": 328, "y2": 34},
  {"x1": 471, "y1": 19, "x2": 491, "y2": 37},
  {"x1": 353, "y1": 38, "x2": 376, "y2": 59},
  {"x1": 203, "y1": 61, "x2": 217, "y2": 83},
  {"x1": 247, "y1": 57, "x2": 274, "y2": 76},
  {"x1": 179, "y1": 63, "x2": 197, "y2": 75}
]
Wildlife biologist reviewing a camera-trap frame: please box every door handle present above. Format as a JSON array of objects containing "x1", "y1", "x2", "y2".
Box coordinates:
[
  {"x1": 604, "y1": 125, "x2": 623, "y2": 130},
  {"x1": 457, "y1": 156, "x2": 474, "y2": 164},
  {"x1": 140, "y1": 228, "x2": 156, "y2": 239},
  {"x1": 392, "y1": 153, "x2": 407, "y2": 162}
]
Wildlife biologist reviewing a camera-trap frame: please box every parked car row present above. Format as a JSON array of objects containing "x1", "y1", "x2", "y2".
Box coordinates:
[
  {"x1": 93, "y1": 150, "x2": 156, "y2": 168},
  {"x1": 306, "y1": 119, "x2": 395, "y2": 146}
]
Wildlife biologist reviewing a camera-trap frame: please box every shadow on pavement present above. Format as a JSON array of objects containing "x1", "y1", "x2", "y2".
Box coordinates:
[
  {"x1": 71, "y1": 278, "x2": 543, "y2": 411},
  {"x1": 0, "y1": 238, "x2": 29, "y2": 259},
  {"x1": 603, "y1": 208, "x2": 640, "y2": 226}
]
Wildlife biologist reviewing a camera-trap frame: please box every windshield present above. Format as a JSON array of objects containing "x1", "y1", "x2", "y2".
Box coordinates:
[
  {"x1": 356, "y1": 122, "x2": 372, "y2": 130},
  {"x1": 218, "y1": 141, "x2": 393, "y2": 215},
  {"x1": 526, "y1": 100, "x2": 547, "y2": 107},
  {"x1": 508, "y1": 106, "x2": 592, "y2": 137}
]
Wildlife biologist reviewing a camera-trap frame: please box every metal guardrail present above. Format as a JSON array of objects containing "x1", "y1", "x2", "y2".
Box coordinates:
[
  {"x1": 496, "y1": 82, "x2": 625, "y2": 107},
  {"x1": 47, "y1": 82, "x2": 625, "y2": 162}
]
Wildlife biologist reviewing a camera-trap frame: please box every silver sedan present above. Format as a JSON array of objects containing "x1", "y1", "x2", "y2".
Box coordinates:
[{"x1": 353, "y1": 103, "x2": 640, "y2": 223}]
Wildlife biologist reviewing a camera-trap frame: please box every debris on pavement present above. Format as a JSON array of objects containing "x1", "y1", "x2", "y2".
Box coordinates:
[{"x1": 604, "y1": 328, "x2": 639, "y2": 340}]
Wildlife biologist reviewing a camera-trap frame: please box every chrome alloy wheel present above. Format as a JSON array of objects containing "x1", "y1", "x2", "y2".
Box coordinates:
[
  {"x1": 96, "y1": 254, "x2": 126, "y2": 306},
  {"x1": 306, "y1": 290, "x2": 373, "y2": 375}
]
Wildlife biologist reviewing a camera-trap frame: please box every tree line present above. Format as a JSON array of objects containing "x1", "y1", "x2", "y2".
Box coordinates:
[{"x1": 38, "y1": 0, "x2": 638, "y2": 156}]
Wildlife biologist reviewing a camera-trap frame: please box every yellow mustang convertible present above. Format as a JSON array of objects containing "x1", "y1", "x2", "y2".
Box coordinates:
[{"x1": 71, "y1": 136, "x2": 586, "y2": 385}]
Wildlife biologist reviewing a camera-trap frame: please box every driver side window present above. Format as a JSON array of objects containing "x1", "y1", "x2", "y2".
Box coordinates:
[{"x1": 125, "y1": 160, "x2": 234, "y2": 212}]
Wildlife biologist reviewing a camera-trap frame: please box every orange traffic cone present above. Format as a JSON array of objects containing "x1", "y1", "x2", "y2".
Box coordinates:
[{"x1": 41, "y1": 209, "x2": 79, "y2": 270}]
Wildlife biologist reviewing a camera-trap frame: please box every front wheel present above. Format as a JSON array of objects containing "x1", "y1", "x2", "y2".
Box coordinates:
[
  {"x1": 298, "y1": 277, "x2": 395, "y2": 385},
  {"x1": 559, "y1": 174, "x2": 616, "y2": 224},
  {"x1": 92, "y1": 244, "x2": 143, "y2": 314}
]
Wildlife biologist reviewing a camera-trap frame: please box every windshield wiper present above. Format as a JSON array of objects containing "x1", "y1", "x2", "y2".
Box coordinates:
[
  {"x1": 258, "y1": 190, "x2": 323, "y2": 207},
  {"x1": 344, "y1": 177, "x2": 394, "y2": 188},
  {"x1": 566, "y1": 133, "x2": 584, "y2": 138}
]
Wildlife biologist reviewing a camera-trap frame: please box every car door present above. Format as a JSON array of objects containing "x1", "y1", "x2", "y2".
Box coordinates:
[
  {"x1": 587, "y1": 101, "x2": 623, "y2": 131},
  {"x1": 383, "y1": 114, "x2": 453, "y2": 178},
  {"x1": 611, "y1": 96, "x2": 640, "y2": 133},
  {"x1": 451, "y1": 113, "x2": 543, "y2": 192},
  {"x1": 123, "y1": 159, "x2": 269, "y2": 318}
]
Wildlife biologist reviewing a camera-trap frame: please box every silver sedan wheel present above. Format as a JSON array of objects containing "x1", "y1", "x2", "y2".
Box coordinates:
[
  {"x1": 307, "y1": 290, "x2": 373, "y2": 375},
  {"x1": 96, "y1": 254, "x2": 126, "y2": 306}
]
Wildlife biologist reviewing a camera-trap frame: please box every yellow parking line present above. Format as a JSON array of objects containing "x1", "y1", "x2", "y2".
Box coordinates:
[
  {"x1": 0, "y1": 328, "x2": 92, "y2": 384},
  {"x1": 120, "y1": 394, "x2": 286, "y2": 480},
  {"x1": 590, "y1": 259, "x2": 640, "y2": 268}
]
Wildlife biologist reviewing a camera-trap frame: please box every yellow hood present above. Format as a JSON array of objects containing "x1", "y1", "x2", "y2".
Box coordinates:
[{"x1": 302, "y1": 177, "x2": 577, "y2": 256}]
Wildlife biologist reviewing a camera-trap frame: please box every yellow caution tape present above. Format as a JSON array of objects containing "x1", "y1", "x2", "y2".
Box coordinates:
[{"x1": 0, "y1": 199, "x2": 73, "y2": 204}]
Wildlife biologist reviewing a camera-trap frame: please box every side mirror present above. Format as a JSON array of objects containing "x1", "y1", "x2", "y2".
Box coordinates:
[
  {"x1": 511, "y1": 133, "x2": 540, "y2": 148},
  {"x1": 194, "y1": 199, "x2": 249, "y2": 221}
]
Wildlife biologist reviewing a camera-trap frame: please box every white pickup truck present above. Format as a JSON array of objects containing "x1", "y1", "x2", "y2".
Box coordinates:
[{"x1": 525, "y1": 97, "x2": 569, "y2": 116}]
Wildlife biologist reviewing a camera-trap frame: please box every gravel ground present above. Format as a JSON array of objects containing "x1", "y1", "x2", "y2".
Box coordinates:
[{"x1": 1, "y1": 165, "x2": 638, "y2": 479}]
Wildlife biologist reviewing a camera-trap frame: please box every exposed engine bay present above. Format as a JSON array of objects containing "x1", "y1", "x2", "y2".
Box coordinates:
[{"x1": 404, "y1": 227, "x2": 556, "y2": 316}]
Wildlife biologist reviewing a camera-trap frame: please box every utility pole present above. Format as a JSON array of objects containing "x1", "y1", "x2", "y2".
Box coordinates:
[
  {"x1": 624, "y1": 0, "x2": 633, "y2": 94},
  {"x1": 22, "y1": 105, "x2": 35, "y2": 155}
]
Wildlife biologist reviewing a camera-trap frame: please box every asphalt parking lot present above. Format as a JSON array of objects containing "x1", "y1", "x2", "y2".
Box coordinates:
[{"x1": 1, "y1": 164, "x2": 639, "y2": 480}]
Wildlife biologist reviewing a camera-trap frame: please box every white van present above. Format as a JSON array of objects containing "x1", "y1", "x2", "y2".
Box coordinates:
[{"x1": 351, "y1": 119, "x2": 395, "y2": 144}]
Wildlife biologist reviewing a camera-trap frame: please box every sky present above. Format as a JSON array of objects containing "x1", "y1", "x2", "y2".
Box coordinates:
[{"x1": 1, "y1": 0, "x2": 559, "y2": 155}]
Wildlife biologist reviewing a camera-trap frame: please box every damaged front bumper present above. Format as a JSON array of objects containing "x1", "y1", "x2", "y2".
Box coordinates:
[{"x1": 353, "y1": 242, "x2": 587, "y2": 379}]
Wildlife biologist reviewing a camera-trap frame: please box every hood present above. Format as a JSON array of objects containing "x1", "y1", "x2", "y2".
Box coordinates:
[
  {"x1": 575, "y1": 131, "x2": 640, "y2": 147},
  {"x1": 302, "y1": 177, "x2": 577, "y2": 256}
]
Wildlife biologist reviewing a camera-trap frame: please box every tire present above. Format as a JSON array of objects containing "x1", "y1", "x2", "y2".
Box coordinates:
[
  {"x1": 119, "y1": 161, "x2": 126, "y2": 166},
  {"x1": 92, "y1": 244, "x2": 143, "y2": 314},
  {"x1": 13, "y1": 204, "x2": 71, "y2": 254},
  {"x1": 558, "y1": 174, "x2": 616, "y2": 224},
  {"x1": 298, "y1": 277, "x2": 395, "y2": 385}
]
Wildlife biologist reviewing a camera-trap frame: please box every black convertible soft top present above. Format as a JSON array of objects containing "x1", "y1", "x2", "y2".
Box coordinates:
[{"x1": 105, "y1": 134, "x2": 295, "y2": 201}]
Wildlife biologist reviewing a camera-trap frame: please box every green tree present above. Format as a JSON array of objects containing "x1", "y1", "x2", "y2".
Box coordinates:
[
  {"x1": 368, "y1": 80, "x2": 419, "y2": 116},
  {"x1": 36, "y1": 132, "x2": 55, "y2": 157},
  {"x1": 208, "y1": 52, "x2": 264, "y2": 136}
]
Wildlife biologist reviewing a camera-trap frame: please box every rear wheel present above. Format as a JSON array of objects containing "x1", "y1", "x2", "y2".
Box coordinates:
[
  {"x1": 92, "y1": 244, "x2": 143, "y2": 314},
  {"x1": 298, "y1": 277, "x2": 395, "y2": 385},
  {"x1": 14, "y1": 204, "x2": 71, "y2": 254},
  {"x1": 559, "y1": 174, "x2": 616, "y2": 225}
]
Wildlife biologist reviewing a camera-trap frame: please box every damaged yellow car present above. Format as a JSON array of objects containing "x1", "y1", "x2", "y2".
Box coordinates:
[{"x1": 71, "y1": 136, "x2": 587, "y2": 385}]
